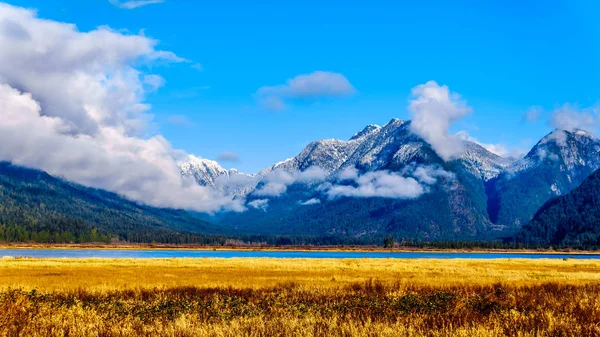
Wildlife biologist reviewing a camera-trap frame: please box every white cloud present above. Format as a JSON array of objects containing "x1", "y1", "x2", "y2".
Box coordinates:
[
  {"x1": 549, "y1": 104, "x2": 599, "y2": 132},
  {"x1": 299, "y1": 198, "x2": 321, "y2": 206},
  {"x1": 0, "y1": 4, "x2": 186, "y2": 136},
  {"x1": 409, "y1": 81, "x2": 471, "y2": 161},
  {"x1": 248, "y1": 199, "x2": 269, "y2": 211},
  {"x1": 323, "y1": 165, "x2": 455, "y2": 199},
  {"x1": 0, "y1": 84, "x2": 242, "y2": 213},
  {"x1": 410, "y1": 165, "x2": 455, "y2": 185},
  {"x1": 325, "y1": 168, "x2": 424, "y2": 199},
  {"x1": 540, "y1": 129, "x2": 569, "y2": 147},
  {"x1": 191, "y1": 63, "x2": 204, "y2": 71},
  {"x1": 213, "y1": 172, "x2": 258, "y2": 197},
  {"x1": 536, "y1": 148, "x2": 559, "y2": 161},
  {"x1": 109, "y1": 0, "x2": 164, "y2": 9},
  {"x1": 0, "y1": 4, "x2": 242, "y2": 213},
  {"x1": 338, "y1": 167, "x2": 359, "y2": 181},
  {"x1": 216, "y1": 152, "x2": 240, "y2": 162},
  {"x1": 256, "y1": 71, "x2": 356, "y2": 111},
  {"x1": 253, "y1": 167, "x2": 328, "y2": 197}
]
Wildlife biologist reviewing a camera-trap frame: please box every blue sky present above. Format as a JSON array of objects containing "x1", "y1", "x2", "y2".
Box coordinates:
[{"x1": 6, "y1": 0, "x2": 600, "y2": 173}]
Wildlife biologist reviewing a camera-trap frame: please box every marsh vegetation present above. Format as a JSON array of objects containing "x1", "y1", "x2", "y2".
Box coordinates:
[{"x1": 1, "y1": 258, "x2": 599, "y2": 336}]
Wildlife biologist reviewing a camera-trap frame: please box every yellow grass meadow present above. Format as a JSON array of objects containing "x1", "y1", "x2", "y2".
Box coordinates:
[{"x1": 1, "y1": 257, "x2": 600, "y2": 336}]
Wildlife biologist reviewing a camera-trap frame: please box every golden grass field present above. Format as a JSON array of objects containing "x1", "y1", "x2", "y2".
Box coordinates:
[{"x1": 1, "y1": 257, "x2": 600, "y2": 336}]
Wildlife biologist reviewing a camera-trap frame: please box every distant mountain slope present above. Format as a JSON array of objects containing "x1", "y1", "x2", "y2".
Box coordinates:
[
  {"x1": 487, "y1": 129, "x2": 600, "y2": 230},
  {"x1": 181, "y1": 120, "x2": 600, "y2": 241},
  {"x1": 0, "y1": 162, "x2": 221, "y2": 241},
  {"x1": 216, "y1": 119, "x2": 508, "y2": 240},
  {"x1": 518, "y1": 168, "x2": 600, "y2": 246}
]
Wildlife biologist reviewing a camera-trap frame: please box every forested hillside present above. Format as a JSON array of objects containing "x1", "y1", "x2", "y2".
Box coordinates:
[
  {"x1": 518, "y1": 168, "x2": 600, "y2": 247},
  {"x1": 0, "y1": 162, "x2": 221, "y2": 243}
]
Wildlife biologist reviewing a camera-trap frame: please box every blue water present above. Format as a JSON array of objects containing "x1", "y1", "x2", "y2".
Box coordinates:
[{"x1": 0, "y1": 249, "x2": 599, "y2": 259}]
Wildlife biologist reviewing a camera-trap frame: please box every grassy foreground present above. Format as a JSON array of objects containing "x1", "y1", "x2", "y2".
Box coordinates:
[{"x1": 1, "y1": 258, "x2": 600, "y2": 336}]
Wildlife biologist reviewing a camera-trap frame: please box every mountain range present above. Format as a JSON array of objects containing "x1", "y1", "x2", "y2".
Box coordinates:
[
  {"x1": 2, "y1": 118, "x2": 600, "y2": 245},
  {"x1": 180, "y1": 119, "x2": 600, "y2": 241}
]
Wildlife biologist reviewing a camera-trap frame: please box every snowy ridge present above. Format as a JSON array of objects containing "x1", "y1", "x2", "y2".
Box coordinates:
[
  {"x1": 262, "y1": 118, "x2": 508, "y2": 182},
  {"x1": 460, "y1": 141, "x2": 513, "y2": 181},
  {"x1": 179, "y1": 155, "x2": 228, "y2": 187},
  {"x1": 510, "y1": 129, "x2": 600, "y2": 174},
  {"x1": 181, "y1": 122, "x2": 600, "y2": 206},
  {"x1": 178, "y1": 155, "x2": 258, "y2": 197}
]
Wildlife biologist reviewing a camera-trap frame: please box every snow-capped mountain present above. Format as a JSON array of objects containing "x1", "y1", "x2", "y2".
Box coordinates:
[
  {"x1": 178, "y1": 155, "x2": 257, "y2": 197},
  {"x1": 487, "y1": 129, "x2": 600, "y2": 229},
  {"x1": 460, "y1": 141, "x2": 514, "y2": 181},
  {"x1": 215, "y1": 119, "x2": 509, "y2": 239},
  {"x1": 514, "y1": 129, "x2": 600, "y2": 175},
  {"x1": 179, "y1": 155, "x2": 229, "y2": 187},
  {"x1": 185, "y1": 120, "x2": 600, "y2": 240},
  {"x1": 264, "y1": 118, "x2": 508, "y2": 181}
]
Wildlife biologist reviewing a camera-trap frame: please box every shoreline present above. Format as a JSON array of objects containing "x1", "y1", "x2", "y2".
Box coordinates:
[{"x1": 0, "y1": 242, "x2": 598, "y2": 255}]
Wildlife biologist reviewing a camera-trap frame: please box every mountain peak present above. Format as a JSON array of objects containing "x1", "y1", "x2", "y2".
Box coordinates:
[
  {"x1": 179, "y1": 155, "x2": 229, "y2": 188},
  {"x1": 514, "y1": 128, "x2": 600, "y2": 175},
  {"x1": 350, "y1": 124, "x2": 381, "y2": 140},
  {"x1": 538, "y1": 129, "x2": 598, "y2": 147},
  {"x1": 383, "y1": 118, "x2": 405, "y2": 127},
  {"x1": 179, "y1": 155, "x2": 226, "y2": 174},
  {"x1": 571, "y1": 128, "x2": 598, "y2": 139}
]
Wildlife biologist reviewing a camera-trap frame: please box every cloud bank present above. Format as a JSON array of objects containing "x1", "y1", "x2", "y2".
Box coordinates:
[
  {"x1": 248, "y1": 199, "x2": 269, "y2": 211},
  {"x1": 549, "y1": 104, "x2": 599, "y2": 132},
  {"x1": 325, "y1": 169, "x2": 424, "y2": 199},
  {"x1": 409, "y1": 81, "x2": 471, "y2": 161},
  {"x1": 322, "y1": 165, "x2": 454, "y2": 199},
  {"x1": 299, "y1": 198, "x2": 321, "y2": 206},
  {"x1": 256, "y1": 71, "x2": 356, "y2": 111},
  {"x1": 0, "y1": 4, "x2": 241, "y2": 213},
  {"x1": 253, "y1": 167, "x2": 328, "y2": 197}
]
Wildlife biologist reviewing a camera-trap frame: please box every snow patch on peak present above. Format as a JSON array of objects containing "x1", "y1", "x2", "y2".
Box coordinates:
[
  {"x1": 179, "y1": 155, "x2": 227, "y2": 182},
  {"x1": 271, "y1": 157, "x2": 295, "y2": 170},
  {"x1": 179, "y1": 155, "x2": 257, "y2": 197},
  {"x1": 460, "y1": 141, "x2": 513, "y2": 180},
  {"x1": 179, "y1": 155, "x2": 218, "y2": 168},
  {"x1": 350, "y1": 124, "x2": 381, "y2": 141},
  {"x1": 573, "y1": 129, "x2": 595, "y2": 137},
  {"x1": 513, "y1": 128, "x2": 600, "y2": 174},
  {"x1": 383, "y1": 118, "x2": 405, "y2": 127}
]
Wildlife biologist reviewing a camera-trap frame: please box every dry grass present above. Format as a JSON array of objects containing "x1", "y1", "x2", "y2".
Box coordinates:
[
  {"x1": 1, "y1": 258, "x2": 600, "y2": 336},
  {"x1": 2, "y1": 258, "x2": 600, "y2": 291}
]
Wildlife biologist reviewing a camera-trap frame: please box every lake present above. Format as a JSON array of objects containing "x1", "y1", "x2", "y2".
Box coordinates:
[{"x1": 1, "y1": 249, "x2": 599, "y2": 259}]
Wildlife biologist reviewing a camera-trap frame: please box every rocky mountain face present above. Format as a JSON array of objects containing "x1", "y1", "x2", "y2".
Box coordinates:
[
  {"x1": 182, "y1": 120, "x2": 600, "y2": 240},
  {"x1": 263, "y1": 119, "x2": 510, "y2": 180},
  {"x1": 206, "y1": 120, "x2": 509, "y2": 239},
  {"x1": 178, "y1": 155, "x2": 257, "y2": 198},
  {"x1": 487, "y1": 129, "x2": 600, "y2": 230}
]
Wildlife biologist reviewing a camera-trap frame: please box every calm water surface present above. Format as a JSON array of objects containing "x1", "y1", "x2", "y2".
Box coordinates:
[{"x1": 1, "y1": 249, "x2": 599, "y2": 259}]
